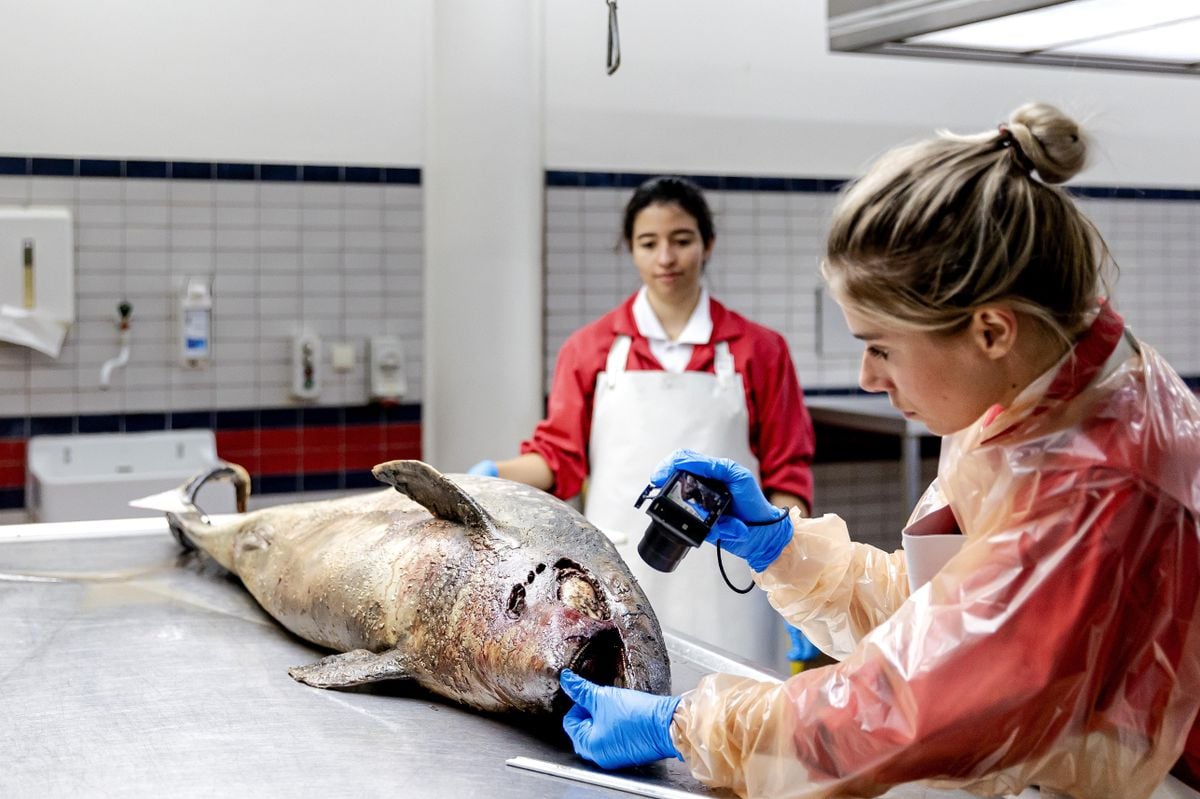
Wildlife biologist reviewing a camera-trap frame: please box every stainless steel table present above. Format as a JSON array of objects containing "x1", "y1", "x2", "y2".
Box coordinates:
[
  {"x1": 806, "y1": 395, "x2": 936, "y2": 514},
  {"x1": 1, "y1": 519, "x2": 1190, "y2": 799}
]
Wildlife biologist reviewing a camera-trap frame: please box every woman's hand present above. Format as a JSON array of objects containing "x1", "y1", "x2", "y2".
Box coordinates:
[
  {"x1": 649, "y1": 449, "x2": 793, "y2": 572},
  {"x1": 560, "y1": 669, "x2": 682, "y2": 770}
]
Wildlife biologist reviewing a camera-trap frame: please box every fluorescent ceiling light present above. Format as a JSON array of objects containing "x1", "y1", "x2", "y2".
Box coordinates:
[
  {"x1": 828, "y1": 0, "x2": 1200, "y2": 75},
  {"x1": 1048, "y1": 16, "x2": 1200, "y2": 62},
  {"x1": 908, "y1": 0, "x2": 1199, "y2": 53}
]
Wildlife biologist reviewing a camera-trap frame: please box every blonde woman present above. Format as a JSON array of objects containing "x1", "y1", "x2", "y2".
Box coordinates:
[{"x1": 558, "y1": 104, "x2": 1200, "y2": 798}]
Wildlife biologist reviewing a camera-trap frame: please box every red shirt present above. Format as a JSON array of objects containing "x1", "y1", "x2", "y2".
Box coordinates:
[{"x1": 520, "y1": 293, "x2": 815, "y2": 505}]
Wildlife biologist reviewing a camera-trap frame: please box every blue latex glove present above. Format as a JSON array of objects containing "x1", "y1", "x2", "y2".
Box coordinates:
[
  {"x1": 560, "y1": 669, "x2": 682, "y2": 770},
  {"x1": 787, "y1": 624, "x2": 820, "y2": 662},
  {"x1": 466, "y1": 459, "x2": 499, "y2": 477},
  {"x1": 649, "y1": 449, "x2": 792, "y2": 572}
]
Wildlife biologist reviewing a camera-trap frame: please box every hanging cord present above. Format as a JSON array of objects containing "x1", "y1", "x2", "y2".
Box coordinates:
[
  {"x1": 606, "y1": 0, "x2": 621, "y2": 75},
  {"x1": 716, "y1": 508, "x2": 790, "y2": 594}
]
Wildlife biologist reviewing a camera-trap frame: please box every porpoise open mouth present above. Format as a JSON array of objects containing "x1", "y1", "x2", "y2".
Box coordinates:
[{"x1": 569, "y1": 628, "x2": 625, "y2": 687}]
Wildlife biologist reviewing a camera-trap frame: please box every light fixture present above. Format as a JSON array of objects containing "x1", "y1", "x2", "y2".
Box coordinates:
[{"x1": 828, "y1": 0, "x2": 1200, "y2": 75}]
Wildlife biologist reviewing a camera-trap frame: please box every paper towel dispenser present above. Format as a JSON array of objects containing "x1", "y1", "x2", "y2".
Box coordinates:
[{"x1": 0, "y1": 207, "x2": 75, "y2": 357}]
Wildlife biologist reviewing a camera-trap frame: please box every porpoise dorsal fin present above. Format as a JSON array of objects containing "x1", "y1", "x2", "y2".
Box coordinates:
[{"x1": 373, "y1": 459, "x2": 496, "y2": 533}]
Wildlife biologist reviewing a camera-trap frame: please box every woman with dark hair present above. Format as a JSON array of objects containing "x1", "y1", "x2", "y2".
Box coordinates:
[{"x1": 470, "y1": 175, "x2": 816, "y2": 668}]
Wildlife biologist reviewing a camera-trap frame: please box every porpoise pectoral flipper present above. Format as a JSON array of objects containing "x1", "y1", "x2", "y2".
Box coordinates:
[{"x1": 288, "y1": 648, "x2": 414, "y2": 688}]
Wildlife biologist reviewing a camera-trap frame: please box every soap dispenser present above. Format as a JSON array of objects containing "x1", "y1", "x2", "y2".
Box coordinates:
[
  {"x1": 368, "y1": 335, "x2": 406, "y2": 404},
  {"x1": 180, "y1": 276, "x2": 213, "y2": 368},
  {"x1": 292, "y1": 330, "x2": 322, "y2": 400}
]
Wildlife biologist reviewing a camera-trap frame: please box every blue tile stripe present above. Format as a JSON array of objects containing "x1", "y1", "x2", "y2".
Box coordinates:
[
  {"x1": 0, "y1": 403, "x2": 421, "y2": 440},
  {"x1": 545, "y1": 170, "x2": 1200, "y2": 200},
  {"x1": 0, "y1": 156, "x2": 421, "y2": 185}
]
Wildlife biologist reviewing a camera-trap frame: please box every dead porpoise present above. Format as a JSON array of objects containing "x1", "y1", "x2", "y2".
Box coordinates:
[{"x1": 165, "y1": 459, "x2": 671, "y2": 713}]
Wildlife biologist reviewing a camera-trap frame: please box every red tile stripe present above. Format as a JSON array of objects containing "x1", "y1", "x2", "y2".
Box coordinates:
[{"x1": 0, "y1": 422, "x2": 422, "y2": 490}]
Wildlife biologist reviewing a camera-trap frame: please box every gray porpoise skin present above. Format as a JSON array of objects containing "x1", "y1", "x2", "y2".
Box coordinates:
[{"x1": 168, "y1": 459, "x2": 671, "y2": 714}]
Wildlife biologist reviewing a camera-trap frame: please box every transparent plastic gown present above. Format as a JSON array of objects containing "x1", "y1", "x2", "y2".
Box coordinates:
[{"x1": 671, "y1": 305, "x2": 1200, "y2": 798}]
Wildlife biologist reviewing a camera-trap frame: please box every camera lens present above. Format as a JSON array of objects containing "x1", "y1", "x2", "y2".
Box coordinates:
[{"x1": 638, "y1": 521, "x2": 690, "y2": 573}]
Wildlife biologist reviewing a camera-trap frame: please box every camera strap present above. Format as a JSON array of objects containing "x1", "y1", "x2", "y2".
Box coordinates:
[
  {"x1": 715, "y1": 541, "x2": 756, "y2": 594},
  {"x1": 717, "y1": 508, "x2": 790, "y2": 594}
]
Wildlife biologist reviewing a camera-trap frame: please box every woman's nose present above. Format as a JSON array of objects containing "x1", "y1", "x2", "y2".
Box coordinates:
[
  {"x1": 655, "y1": 244, "x2": 675, "y2": 264},
  {"x1": 859, "y1": 355, "x2": 888, "y2": 393}
]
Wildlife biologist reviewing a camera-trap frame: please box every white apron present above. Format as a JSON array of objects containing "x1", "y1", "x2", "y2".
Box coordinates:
[
  {"x1": 584, "y1": 335, "x2": 784, "y2": 669},
  {"x1": 901, "y1": 504, "x2": 965, "y2": 593}
]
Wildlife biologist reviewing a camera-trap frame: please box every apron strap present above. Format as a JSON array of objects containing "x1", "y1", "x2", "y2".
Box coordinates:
[
  {"x1": 714, "y1": 341, "x2": 735, "y2": 383},
  {"x1": 603, "y1": 335, "x2": 633, "y2": 387}
]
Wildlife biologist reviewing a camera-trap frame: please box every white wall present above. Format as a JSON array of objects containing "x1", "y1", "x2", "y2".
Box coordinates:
[
  {"x1": 3, "y1": 1, "x2": 1199, "y2": 185},
  {"x1": 542, "y1": 2, "x2": 1200, "y2": 186},
  {"x1": 0, "y1": 0, "x2": 424, "y2": 164}
]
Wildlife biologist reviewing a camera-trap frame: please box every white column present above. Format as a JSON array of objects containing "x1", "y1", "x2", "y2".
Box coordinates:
[{"x1": 422, "y1": 0, "x2": 545, "y2": 471}]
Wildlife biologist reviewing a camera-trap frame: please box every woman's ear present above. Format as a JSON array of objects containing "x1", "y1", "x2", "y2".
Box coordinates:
[{"x1": 970, "y1": 305, "x2": 1018, "y2": 360}]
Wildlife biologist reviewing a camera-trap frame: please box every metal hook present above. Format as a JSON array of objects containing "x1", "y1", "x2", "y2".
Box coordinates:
[{"x1": 606, "y1": 0, "x2": 621, "y2": 75}]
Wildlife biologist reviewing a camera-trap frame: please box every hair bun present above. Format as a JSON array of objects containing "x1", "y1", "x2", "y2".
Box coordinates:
[{"x1": 1005, "y1": 103, "x2": 1087, "y2": 184}]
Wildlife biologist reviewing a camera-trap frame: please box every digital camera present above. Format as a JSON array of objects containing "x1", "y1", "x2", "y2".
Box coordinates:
[{"x1": 634, "y1": 470, "x2": 732, "y2": 573}]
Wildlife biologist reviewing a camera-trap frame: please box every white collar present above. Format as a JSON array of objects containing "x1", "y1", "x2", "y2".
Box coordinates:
[{"x1": 632, "y1": 286, "x2": 712, "y2": 345}]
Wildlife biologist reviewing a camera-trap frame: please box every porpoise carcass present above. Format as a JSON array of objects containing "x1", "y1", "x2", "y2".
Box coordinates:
[{"x1": 165, "y1": 459, "x2": 671, "y2": 714}]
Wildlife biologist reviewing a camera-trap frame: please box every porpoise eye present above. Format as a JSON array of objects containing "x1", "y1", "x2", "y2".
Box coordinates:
[{"x1": 506, "y1": 584, "x2": 527, "y2": 618}]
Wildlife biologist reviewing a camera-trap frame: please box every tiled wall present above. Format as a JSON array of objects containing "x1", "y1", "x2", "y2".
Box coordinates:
[
  {"x1": 2, "y1": 161, "x2": 1198, "y2": 547},
  {"x1": 0, "y1": 159, "x2": 425, "y2": 514}
]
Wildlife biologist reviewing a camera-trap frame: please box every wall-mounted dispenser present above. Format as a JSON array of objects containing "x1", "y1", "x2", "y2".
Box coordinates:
[
  {"x1": 368, "y1": 335, "x2": 407, "y2": 404},
  {"x1": 292, "y1": 330, "x2": 322, "y2": 400},
  {"x1": 180, "y1": 276, "x2": 213, "y2": 368},
  {"x1": 0, "y1": 207, "x2": 75, "y2": 358}
]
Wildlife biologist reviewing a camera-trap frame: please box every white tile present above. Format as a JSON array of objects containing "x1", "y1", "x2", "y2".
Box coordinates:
[
  {"x1": 215, "y1": 252, "x2": 257, "y2": 273},
  {"x1": 76, "y1": 203, "x2": 123, "y2": 227},
  {"x1": 260, "y1": 229, "x2": 300, "y2": 249},
  {"x1": 260, "y1": 206, "x2": 300, "y2": 228},
  {"x1": 28, "y1": 391, "x2": 78, "y2": 414},
  {"x1": 343, "y1": 185, "x2": 384, "y2": 208},
  {"x1": 0, "y1": 388, "x2": 30, "y2": 416},
  {"x1": 125, "y1": 204, "x2": 170, "y2": 226},
  {"x1": 0, "y1": 177, "x2": 29, "y2": 202},
  {"x1": 260, "y1": 274, "x2": 299, "y2": 295},
  {"x1": 215, "y1": 182, "x2": 258, "y2": 204},
  {"x1": 124, "y1": 180, "x2": 169, "y2": 203},
  {"x1": 171, "y1": 228, "x2": 215, "y2": 250},
  {"x1": 214, "y1": 273, "x2": 256, "y2": 295},
  {"x1": 382, "y1": 185, "x2": 421, "y2": 209},
  {"x1": 215, "y1": 228, "x2": 258, "y2": 251},
  {"x1": 126, "y1": 226, "x2": 170, "y2": 250},
  {"x1": 169, "y1": 251, "x2": 213, "y2": 273},
  {"x1": 170, "y1": 182, "x2": 215, "y2": 204},
  {"x1": 77, "y1": 227, "x2": 124, "y2": 249},
  {"x1": 300, "y1": 183, "x2": 342, "y2": 207},
  {"x1": 260, "y1": 183, "x2": 302, "y2": 206},
  {"x1": 216, "y1": 205, "x2": 259, "y2": 228},
  {"x1": 30, "y1": 178, "x2": 77, "y2": 203},
  {"x1": 260, "y1": 252, "x2": 300, "y2": 273},
  {"x1": 301, "y1": 207, "x2": 341, "y2": 228},
  {"x1": 302, "y1": 273, "x2": 343, "y2": 295},
  {"x1": 344, "y1": 230, "x2": 383, "y2": 251},
  {"x1": 258, "y1": 295, "x2": 301, "y2": 318},
  {"x1": 301, "y1": 230, "x2": 341, "y2": 251},
  {"x1": 343, "y1": 252, "x2": 382, "y2": 272},
  {"x1": 171, "y1": 205, "x2": 215, "y2": 227},
  {"x1": 343, "y1": 207, "x2": 381, "y2": 229}
]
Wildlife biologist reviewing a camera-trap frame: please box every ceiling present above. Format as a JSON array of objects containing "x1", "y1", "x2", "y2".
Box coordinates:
[{"x1": 828, "y1": 0, "x2": 1200, "y2": 75}]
